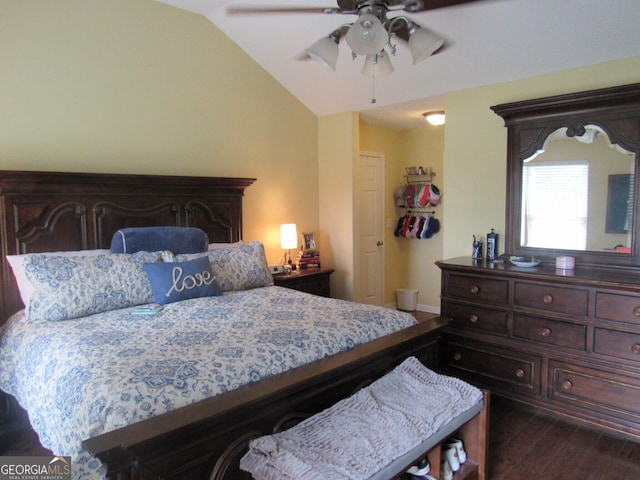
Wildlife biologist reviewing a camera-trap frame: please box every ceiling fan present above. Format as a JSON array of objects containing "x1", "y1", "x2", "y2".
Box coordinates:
[{"x1": 228, "y1": 0, "x2": 484, "y2": 101}]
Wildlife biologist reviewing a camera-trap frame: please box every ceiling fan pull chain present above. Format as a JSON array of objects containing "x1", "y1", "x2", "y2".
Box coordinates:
[{"x1": 371, "y1": 57, "x2": 377, "y2": 103}]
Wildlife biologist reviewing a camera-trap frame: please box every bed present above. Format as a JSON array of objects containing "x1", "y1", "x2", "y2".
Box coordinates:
[{"x1": 0, "y1": 170, "x2": 447, "y2": 480}]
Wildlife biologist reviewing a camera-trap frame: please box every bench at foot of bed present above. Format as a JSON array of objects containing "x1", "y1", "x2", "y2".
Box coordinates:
[{"x1": 240, "y1": 357, "x2": 489, "y2": 480}]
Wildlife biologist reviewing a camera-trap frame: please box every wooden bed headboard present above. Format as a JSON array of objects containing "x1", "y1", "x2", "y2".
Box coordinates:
[{"x1": 0, "y1": 170, "x2": 255, "y2": 324}]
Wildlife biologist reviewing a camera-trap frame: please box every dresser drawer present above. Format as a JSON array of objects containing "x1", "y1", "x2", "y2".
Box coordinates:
[
  {"x1": 514, "y1": 282, "x2": 588, "y2": 316},
  {"x1": 444, "y1": 338, "x2": 541, "y2": 395},
  {"x1": 445, "y1": 274, "x2": 508, "y2": 305},
  {"x1": 446, "y1": 302, "x2": 508, "y2": 335},
  {"x1": 594, "y1": 328, "x2": 640, "y2": 363},
  {"x1": 549, "y1": 360, "x2": 640, "y2": 423},
  {"x1": 595, "y1": 293, "x2": 640, "y2": 325},
  {"x1": 513, "y1": 314, "x2": 586, "y2": 351}
]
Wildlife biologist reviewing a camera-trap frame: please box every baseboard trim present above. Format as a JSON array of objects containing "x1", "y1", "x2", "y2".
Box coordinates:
[{"x1": 385, "y1": 303, "x2": 441, "y2": 314}]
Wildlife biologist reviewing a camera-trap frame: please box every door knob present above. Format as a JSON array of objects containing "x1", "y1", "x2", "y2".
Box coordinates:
[{"x1": 377, "y1": 241, "x2": 384, "y2": 246}]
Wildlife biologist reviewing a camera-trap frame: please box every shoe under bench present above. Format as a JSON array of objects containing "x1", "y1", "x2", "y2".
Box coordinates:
[{"x1": 377, "y1": 389, "x2": 489, "y2": 480}]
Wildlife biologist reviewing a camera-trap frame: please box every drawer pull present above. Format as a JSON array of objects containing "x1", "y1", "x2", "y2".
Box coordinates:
[
  {"x1": 543, "y1": 294, "x2": 553, "y2": 304},
  {"x1": 469, "y1": 314, "x2": 479, "y2": 324},
  {"x1": 453, "y1": 352, "x2": 462, "y2": 361},
  {"x1": 632, "y1": 344, "x2": 640, "y2": 355},
  {"x1": 633, "y1": 307, "x2": 640, "y2": 317},
  {"x1": 470, "y1": 285, "x2": 480, "y2": 294},
  {"x1": 515, "y1": 368, "x2": 525, "y2": 378},
  {"x1": 540, "y1": 328, "x2": 552, "y2": 337},
  {"x1": 561, "y1": 380, "x2": 573, "y2": 391}
]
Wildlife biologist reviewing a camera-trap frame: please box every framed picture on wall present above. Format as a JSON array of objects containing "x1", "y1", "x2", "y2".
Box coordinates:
[
  {"x1": 606, "y1": 174, "x2": 632, "y2": 233},
  {"x1": 302, "y1": 232, "x2": 317, "y2": 251}
]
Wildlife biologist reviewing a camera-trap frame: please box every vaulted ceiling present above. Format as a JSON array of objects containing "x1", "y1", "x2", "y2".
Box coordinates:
[{"x1": 156, "y1": 0, "x2": 640, "y2": 129}]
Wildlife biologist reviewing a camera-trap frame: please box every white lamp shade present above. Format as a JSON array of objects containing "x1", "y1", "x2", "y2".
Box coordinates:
[
  {"x1": 361, "y1": 51, "x2": 394, "y2": 77},
  {"x1": 305, "y1": 36, "x2": 339, "y2": 70},
  {"x1": 409, "y1": 27, "x2": 444, "y2": 64},
  {"x1": 280, "y1": 224, "x2": 298, "y2": 250},
  {"x1": 346, "y1": 13, "x2": 388, "y2": 55}
]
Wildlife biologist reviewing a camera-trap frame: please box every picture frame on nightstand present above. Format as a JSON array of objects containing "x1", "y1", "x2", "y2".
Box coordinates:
[{"x1": 302, "y1": 232, "x2": 316, "y2": 251}]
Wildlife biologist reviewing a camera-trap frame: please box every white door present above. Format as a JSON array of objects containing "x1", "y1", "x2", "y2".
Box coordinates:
[{"x1": 360, "y1": 152, "x2": 385, "y2": 305}]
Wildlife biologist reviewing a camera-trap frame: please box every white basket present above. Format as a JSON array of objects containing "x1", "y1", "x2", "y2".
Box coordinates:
[{"x1": 396, "y1": 289, "x2": 418, "y2": 311}]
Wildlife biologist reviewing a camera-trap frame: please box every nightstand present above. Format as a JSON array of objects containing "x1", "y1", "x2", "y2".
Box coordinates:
[{"x1": 272, "y1": 268, "x2": 334, "y2": 297}]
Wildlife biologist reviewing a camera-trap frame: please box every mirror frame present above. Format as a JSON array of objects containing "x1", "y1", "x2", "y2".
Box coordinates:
[{"x1": 492, "y1": 83, "x2": 640, "y2": 269}]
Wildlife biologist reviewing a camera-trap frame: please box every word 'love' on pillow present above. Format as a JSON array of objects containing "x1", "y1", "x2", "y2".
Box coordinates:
[{"x1": 144, "y1": 256, "x2": 222, "y2": 305}]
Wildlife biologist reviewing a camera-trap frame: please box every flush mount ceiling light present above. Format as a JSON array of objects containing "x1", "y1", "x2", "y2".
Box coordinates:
[
  {"x1": 228, "y1": 1, "x2": 485, "y2": 102},
  {"x1": 424, "y1": 111, "x2": 446, "y2": 125}
]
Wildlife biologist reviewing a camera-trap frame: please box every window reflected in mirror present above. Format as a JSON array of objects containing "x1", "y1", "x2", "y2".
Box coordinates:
[{"x1": 520, "y1": 125, "x2": 635, "y2": 253}]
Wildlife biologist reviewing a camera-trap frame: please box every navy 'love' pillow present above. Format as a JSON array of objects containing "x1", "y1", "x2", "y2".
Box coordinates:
[{"x1": 143, "y1": 256, "x2": 222, "y2": 305}]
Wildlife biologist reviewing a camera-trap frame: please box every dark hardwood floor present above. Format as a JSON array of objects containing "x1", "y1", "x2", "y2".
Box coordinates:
[{"x1": 489, "y1": 397, "x2": 640, "y2": 480}]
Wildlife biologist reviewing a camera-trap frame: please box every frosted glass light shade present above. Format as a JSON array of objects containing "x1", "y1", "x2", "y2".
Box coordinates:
[
  {"x1": 305, "y1": 36, "x2": 339, "y2": 70},
  {"x1": 409, "y1": 27, "x2": 444, "y2": 64},
  {"x1": 280, "y1": 224, "x2": 298, "y2": 250},
  {"x1": 346, "y1": 13, "x2": 388, "y2": 55},
  {"x1": 361, "y1": 51, "x2": 394, "y2": 77},
  {"x1": 424, "y1": 111, "x2": 446, "y2": 126}
]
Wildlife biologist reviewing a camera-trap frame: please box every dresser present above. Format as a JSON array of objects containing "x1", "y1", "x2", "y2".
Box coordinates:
[
  {"x1": 437, "y1": 257, "x2": 640, "y2": 441},
  {"x1": 272, "y1": 268, "x2": 334, "y2": 297}
]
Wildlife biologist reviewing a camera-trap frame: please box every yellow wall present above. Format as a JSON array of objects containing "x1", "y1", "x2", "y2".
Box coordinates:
[
  {"x1": 396, "y1": 126, "x2": 444, "y2": 311},
  {"x1": 360, "y1": 123, "x2": 444, "y2": 310},
  {"x1": 0, "y1": 0, "x2": 319, "y2": 265},
  {"x1": 318, "y1": 112, "x2": 358, "y2": 300},
  {"x1": 442, "y1": 57, "x2": 640, "y2": 260}
]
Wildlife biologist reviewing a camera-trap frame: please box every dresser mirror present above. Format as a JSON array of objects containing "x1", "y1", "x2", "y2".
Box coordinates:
[{"x1": 492, "y1": 83, "x2": 640, "y2": 269}]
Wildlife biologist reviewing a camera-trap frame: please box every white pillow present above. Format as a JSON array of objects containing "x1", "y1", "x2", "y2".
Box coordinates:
[{"x1": 7, "y1": 249, "x2": 111, "y2": 307}]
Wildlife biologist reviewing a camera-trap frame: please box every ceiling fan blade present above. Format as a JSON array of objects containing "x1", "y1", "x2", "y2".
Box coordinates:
[
  {"x1": 227, "y1": 0, "x2": 485, "y2": 15},
  {"x1": 226, "y1": 6, "x2": 355, "y2": 15},
  {"x1": 413, "y1": 0, "x2": 486, "y2": 11}
]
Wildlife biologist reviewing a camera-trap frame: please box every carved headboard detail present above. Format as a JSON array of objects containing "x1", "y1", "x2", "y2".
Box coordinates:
[{"x1": 0, "y1": 170, "x2": 255, "y2": 324}]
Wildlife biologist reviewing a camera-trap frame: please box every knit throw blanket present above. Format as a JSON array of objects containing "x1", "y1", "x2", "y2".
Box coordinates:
[{"x1": 239, "y1": 356, "x2": 483, "y2": 480}]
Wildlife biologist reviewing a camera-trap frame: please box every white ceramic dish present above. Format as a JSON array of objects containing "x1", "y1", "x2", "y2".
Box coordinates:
[{"x1": 509, "y1": 256, "x2": 541, "y2": 268}]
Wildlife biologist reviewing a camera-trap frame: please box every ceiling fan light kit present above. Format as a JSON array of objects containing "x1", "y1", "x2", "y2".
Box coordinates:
[
  {"x1": 345, "y1": 13, "x2": 389, "y2": 55},
  {"x1": 408, "y1": 26, "x2": 445, "y2": 64},
  {"x1": 305, "y1": 33, "x2": 341, "y2": 70},
  {"x1": 302, "y1": 1, "x2": 448, "y2": 103},
  {"x1": 361, "y1": 50, "x2": 394, "y2": 77},
  {"x1": 229, "y1": 0, "x2": 481, "y2": 102}
]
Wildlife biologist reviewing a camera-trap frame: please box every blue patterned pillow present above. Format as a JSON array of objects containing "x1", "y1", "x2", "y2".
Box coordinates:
[
  {"x1": 23, "y1": 251, "x2": 167, "y2": 321},
  {"x1": 176, "y1": 241, "x2": 273, "y2": 292},
  {"x1": 143, "y1": 257, "x2": 222, "y2": 305}
]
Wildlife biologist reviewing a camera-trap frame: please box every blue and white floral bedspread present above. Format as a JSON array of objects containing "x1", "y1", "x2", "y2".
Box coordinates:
[{"x1": 0, "y1": 286, "x2": 417, "y2": 480}]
